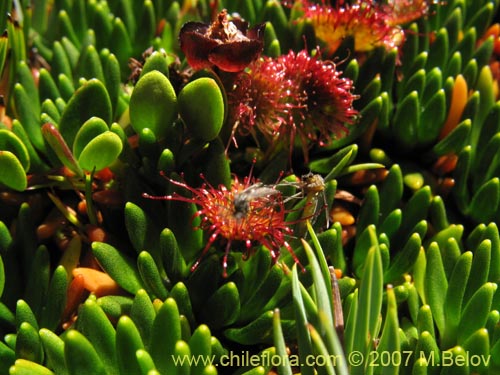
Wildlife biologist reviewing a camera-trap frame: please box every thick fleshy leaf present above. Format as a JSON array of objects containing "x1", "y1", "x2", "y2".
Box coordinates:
[
  {"x1": 199, "y1": 282, "x2": 240, "y2": 329},
  {"x1": 140, "y1": 50, "x2": 170, "y2": 78},
  {"x1": 77, "y1": 299, "x2": 117, "y2": 373},
  {"x1": 178, "y1": 77, "x2": 224, "y2": 142},
  {"x1": 91, "y1": 242, "x2": 144, "y2": 294},
  {"x1": 77, "y1": 131, "x2": 122, "y2": 172},
  {"x1": 0, "y1": 150, "x2": 27, "y2": 191},
  {"x1": 9, "y1": 360, "x2": 54, "y2": 375},
  {"x1": 137, "y1": 251, "x2": 168, "y2": 300},
  {"x1": 150, "y1": 298, "x2": 181, "y2": 374},
  {"x1": 129, "y1": 70, "x2": 178, "y2": 139},
  {"x1": 468, "y1": 178, "x2": 500, "y2": 223},
  {"x1": 58, "y1": 79, "x2": 112, "y2": 146},
  {"x1": 116, "y1": 316, "x2": 144, "y2": 375},
  {"x1": 393, "y1": 91, "x2": 420, "y2": 149},
  {"x1": 0, "y1": 129, "x2": 29, "y2": 171},
  {"x1": 457, "y1": 282, "x2": 497, "y2": 344},
  {"x1": 64, "y1": 330, "x2": 107, "y2": 375},
  {"x1": 39, "y1": 329, "x2": 66, "y2": 375},
  {"x1": 424, "y1": 242, "x2": 448, "y2": 335},
  {"x1": 72, "y1": 117, "x2": 108, "y2": 159}
]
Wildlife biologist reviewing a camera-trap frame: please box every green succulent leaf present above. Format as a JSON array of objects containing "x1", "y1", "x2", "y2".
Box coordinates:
[
  {"x1": 130, "y1": 289, "x2": 156, "y2": 347},
  {"x1": 15, "y1": 322, "x2": 43, "y2": 364},
  {"x1": 77, "y1": 130, "x2": 123, "y2": 172},
  {"x1": 92, "y1": 242, "x2": 144, "y2": 294},
  {"x1": 457, "y1": 282, "x2": 497, "y2": 344},
  {"x1": 224, "y1": 311, "x2": 275, "y2": 345},
  {"x1": 0, "y1": 150, "x2": 27, "y2": 191},
  {"x1": 200, "y1": 281, "x2": 240, "y2": 330},
  {"x1": 72, "y1": 117, "x2": 109, "y2": 159},
  {"x1": 188, "y1": 325, "x2": 212, "y2": 375},
  {"x1": 39, "y1": 329, "x2": 67, "y2": 375},
  {"x1": 141, "y1": 51, "x2": 170, "y2": 79},
  {"x1": 39, "y1": 266, "x2": 68, "y2": 331},
  {"x1": 130, "y1": 70, "x2": 178, "y2": 139},
  {"x1": 76, "y1": 298, "x2": 117, "y2": 373},
  {"x1": 9, "y1": 359, "x2": 55, "y2": 375},
  {"x1": 58, "y1": 79, "x2": 112, "y2": 147},
  {"x1": 442, "y1": 251, "x2": 472, "y2": 348},
  {"x1": 468, "y1": 178, "x2": 500, "y2": 223},
  {"x1": 150, "y1": 298, "x2": 181, "y2": 374},
  {"x1": 64, "y1": 330, "x2": 107, "y2": 375},
  {"x1": 137, "y1": 251, "x2": 168, "y2": 300},
  {"x1": 178, "y1": 77, "x2": 225, "y2": 142},
  {"x1": 374, "y1": 286, "x2": 399, "y2": 375},
  {"x1": 424, "y1": 242, "x2": 448, "y2": 336},
  {"x1": 78, "y1": 44, "x2": 105, "y2": 82},
  {"x1": 0, "y1": 129, "x2": 30, "y2": 171},
  {"x1": 461, "y1": 328, "x2": 490, "y2": 373},
  {"x1": 116, "y1": 316, "x2": 144, "y2": 375}
]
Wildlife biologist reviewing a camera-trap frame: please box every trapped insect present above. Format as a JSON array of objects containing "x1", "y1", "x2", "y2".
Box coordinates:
[{"x1": 233, "y1": 182, "x2": 281, "y2": 219}]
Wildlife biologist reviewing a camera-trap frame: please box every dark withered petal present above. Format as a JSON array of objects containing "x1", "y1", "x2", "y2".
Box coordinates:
[
  {"x1": 208, "y1": 40, "x2": 264, "y2": 72},
  {"x1": 230, "y1": 17, "x2": 249, "y2": 33},
  {"x1": 179, "y1": 15, "x2": 266, "y2": 72},
  {"x1": 179, "y1": 22, "x2": 218, "y2": 70},
  {"x1": 247, "y1": 23, "x2": 266, "y2": 41}
]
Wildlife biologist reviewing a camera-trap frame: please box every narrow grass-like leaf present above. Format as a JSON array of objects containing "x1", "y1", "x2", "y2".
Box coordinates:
[
  {"x1": 273, "y1": 309, "x2": 292, "y2": 375},
  {"x1": 308, "y1": 324, "x2": 336, "y2": 375},
  {"x1": 301, "y1": 238, "x2": 333, "y2": 335},
  {"x1": 374, "y1": 286, "x2": 399, "y2": 375},
  {"x1": 351, "y1": 245, "x2": 383, "y2": 375},
  {"x1": 291, "y1": 265, "x2": 314, "y2": 375}
]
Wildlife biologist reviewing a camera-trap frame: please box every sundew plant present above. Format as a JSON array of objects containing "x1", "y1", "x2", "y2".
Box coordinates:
[{"x1": 1, "y1": 0, "x2": 500, "y2": 374}]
